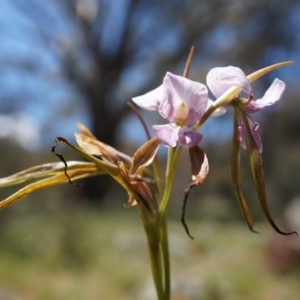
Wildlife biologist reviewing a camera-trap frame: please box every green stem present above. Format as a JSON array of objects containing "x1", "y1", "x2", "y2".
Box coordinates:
[
  {"x1": 160, "y1": 212, "x2": 170, "y2": 299},
  {"x1": 158, "y1": 146, "x2": 183, "y2": 299},
  {"x1": 145, "y1": 225, "x2": 165, "y2": 300},
  {"x1": 152, "y1": 155, "x2": 163, "y2": 203},
  {"x1": 159, "y1": 147, "x2": 176, "y2": 214},
  {"x1": 142, "y1": 219, "x2": 164, "y2": 300}
]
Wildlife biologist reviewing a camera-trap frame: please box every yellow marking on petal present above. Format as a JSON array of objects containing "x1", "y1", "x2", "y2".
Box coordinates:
[{"x1": 175, "y1": 103, "x2": 188, "y2": 126}]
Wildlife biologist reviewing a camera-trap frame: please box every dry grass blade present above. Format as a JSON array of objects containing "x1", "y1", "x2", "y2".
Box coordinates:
[
  {"x1": 0, "y1": 162, "x2": 101, "y2": 187},
  {"x1": 0, "y1": 165, "x2": 103, "y2": 210}
]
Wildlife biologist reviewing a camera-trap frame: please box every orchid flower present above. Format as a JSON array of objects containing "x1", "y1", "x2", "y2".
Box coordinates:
[
  {"x1": 132, "y1": 72, "x2": 209, "y2": 148},
  {"x1": 206, "y1": 65, "x2": 297, "y2": 237},
  {"x1": 206, "y1": 66, "x2": 286, "y2": 153}
]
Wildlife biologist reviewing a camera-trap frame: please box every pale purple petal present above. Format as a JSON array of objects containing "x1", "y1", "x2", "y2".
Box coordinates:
[
  {"x1": 132, "y1": 85, "x2": 165, "y2": 110},
  {"x1": 239, "y1": 117, "x2": 263, "y2": 153},
  {"x1": 207, "y1": 66, "x2": 252, "y2": 98},
  {"x1": 152, "y1": 124, "x2": 180, "y2": 147},
  {"x1": 205, "y1": 99, "x2": 227, "y2": 116},
  {"x1": 244, "y1": 79, "x2": 286, "y2": 113},
  {"x1": 178, "y1": 127, "x2": 202, "y2": 148},
  {"x1": 159, "y1": 72, "x2": 208, "y2": 125}
]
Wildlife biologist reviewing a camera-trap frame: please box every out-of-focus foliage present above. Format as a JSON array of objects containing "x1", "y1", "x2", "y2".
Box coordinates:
[{"x1": 0, "y1": 211, "x2": 300, "y2": 300}]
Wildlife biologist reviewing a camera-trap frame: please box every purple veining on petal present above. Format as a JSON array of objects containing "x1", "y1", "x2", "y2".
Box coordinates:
[{"x1": 158, "y1": 95, "x2": 176, "y2": 122}]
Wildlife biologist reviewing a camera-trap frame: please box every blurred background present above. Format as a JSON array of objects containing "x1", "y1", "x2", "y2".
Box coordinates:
[{"x1": 1, "y1": 0, "x2": 300, "y2": 299}]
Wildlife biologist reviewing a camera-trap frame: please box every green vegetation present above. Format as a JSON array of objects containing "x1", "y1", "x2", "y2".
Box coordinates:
[{"x1": 0, "y1": 206, "x2": 299, "y2": 300}]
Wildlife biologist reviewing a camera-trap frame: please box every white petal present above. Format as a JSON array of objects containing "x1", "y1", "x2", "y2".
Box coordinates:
[
  {"x1": 245, "y1": 78, "x2": 285, "y2": 113},
  {"x1": 207, "y1": 66, "x2": 252, "y2": 98},
  {"x1": 132, "y1": 85, "x2": 165, "y2": 110}
]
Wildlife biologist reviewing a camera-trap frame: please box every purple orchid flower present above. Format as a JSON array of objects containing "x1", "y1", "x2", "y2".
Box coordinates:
[
  {"x1": 132, "y1": 72, "x2": 209, "y2": 148},
  {"x1": 206, "y1": 66, "x2": 286, "y2": 152}
]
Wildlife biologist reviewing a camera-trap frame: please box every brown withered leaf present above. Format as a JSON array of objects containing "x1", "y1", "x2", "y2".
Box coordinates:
[
  {"x1": 75, "y1": 133, "x2": 132, "y2": 165},
  {"x1": 123, "y1": 194, "x2": 138, "y2": 207},
  {"x1": 130, "y1": 138, "x2": 160, "y2": 175},
  {"x1": 77, "y1": 122, "x2": 97, "y2": 139},
  {"x1": 118, "y1": 161, "x2": 154, "y2": 212},
  {"x1": 189, "y1": 145, "x2": 209, "y2": 185},
  {"x1": 181, "y1": 146, "x2": 209, "y2": 239}
]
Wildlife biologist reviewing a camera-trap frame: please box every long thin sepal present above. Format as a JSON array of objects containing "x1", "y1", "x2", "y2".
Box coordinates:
[
  {"x1": 238, "y1": 107, "x2": 297, "y2": 236},
  {"x1": 231, "y1": 109, "x2": 258, "y2": 233},
  {"x1": 247, "y1": 61, "x2": 294, "y2": 83}
]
